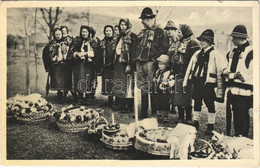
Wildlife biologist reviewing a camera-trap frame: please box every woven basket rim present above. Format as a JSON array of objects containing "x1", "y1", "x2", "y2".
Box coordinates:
[
  {"x1": 100, "y1": 138, "x2": 133, "y2": 147},
  {"x1": 16, "y1": 111, "x2": 50, "y2": 119},
  {"x1": 135, "y1": 127, "x2": 173, "y2": 145}
]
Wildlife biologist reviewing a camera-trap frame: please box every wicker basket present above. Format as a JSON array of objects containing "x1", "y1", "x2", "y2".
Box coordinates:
[
  {"x1": 16, "y1": 111, "x2": 50, "y2": 124},
  {"x1": 101, "y1": 130, "x2": 134, "y2": 150},
  {"x1": 135, "y1": 127, "x2": 173, "y2": 156},
  {"x1": 189, "y1": 139, "x2": 215, "y2": 160},
  {"x1": 56, "y1": 119, "x2": 95, "y2": 133},
  {"x1": 86, "y1": 117, "x2": 108, "y2": 139}
]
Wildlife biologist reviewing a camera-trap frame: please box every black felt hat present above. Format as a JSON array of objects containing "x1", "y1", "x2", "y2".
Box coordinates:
[
  {"x1": 139, "y1": 7, "x2": 156, "y2": 19},
  {"x1": 197, "y1": 29, "x2": 215, "y2": 44}
]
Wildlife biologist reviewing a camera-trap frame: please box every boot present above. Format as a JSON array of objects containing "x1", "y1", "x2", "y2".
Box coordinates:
[
  {"x1": 162, "y1": 111, "x2": 169, "y2": 123},
  {"x1": 71, "y1": 91, "x2": 78, "y2": 101},
  {"x1": 205, "y1": 113, "x2": 216, "y2": 135},
  {"x1": 177, "y1": 106, "x2": 185, "y2": 123},
  {"x1": 150, "y1": 93, "x2": 157, "y2": 116},
  {"x1": 140, "y1": 94, "x2": 148, "y2": 118},
  {"x1": 171, "y1": 105, "x2": 177, "y2": 114},
  {"x1": 193, "y1": 111, "x2": 201, "y2": 130},
  {"x1": 102, "y1": 96, "x2": 114, "y2": 107},
  {"x1": 57, "y1": 90, "x2": 64, "y2": 102},
  {"x1": 185, "y1": 106, "x2": 193, "y2": 125},
  {"x1": 205, "y1": 124, "x2": 214, "y2": 135},
  {"x1": 156, "y1": 110, "x2": 162, "y2": 122},
  {"x1": 194, "y1": 120, "x2": 199, "y2": 130}
]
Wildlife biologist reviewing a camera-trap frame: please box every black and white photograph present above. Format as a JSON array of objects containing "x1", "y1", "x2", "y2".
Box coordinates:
[{"x1": 0, "y1": 1, "x2": 259, "y2": 167}]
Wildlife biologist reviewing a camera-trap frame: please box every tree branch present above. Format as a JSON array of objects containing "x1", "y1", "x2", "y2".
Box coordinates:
[
  {"x1": 52, "y1": 7, "x2": 62, "y2": 27},
  {"x1": 37, "y1": 20, "x2": 49, "y2": 40},
  {"x1": 49, "y1": 7, "x2": 52, "y2": 27},
  {"x1": 40, "y1": 8, "x2": 51, "y2": 27}
]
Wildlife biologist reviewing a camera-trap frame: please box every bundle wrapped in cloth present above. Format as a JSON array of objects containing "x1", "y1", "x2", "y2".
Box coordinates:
[{"x1": 167, "y1": 123, "x2": 197, "y2": 159}]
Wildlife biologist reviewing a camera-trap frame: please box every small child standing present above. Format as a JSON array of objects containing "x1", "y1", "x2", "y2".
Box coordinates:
[{"x1": 153, "y1": 54, "x2": 175, "y2": 122}]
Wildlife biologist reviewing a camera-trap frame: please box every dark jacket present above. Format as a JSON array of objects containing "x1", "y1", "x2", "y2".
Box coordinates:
[
  {"x1": 136, "y1": 26, "x2": 168, "y2": 62},
  {"x1": 182, "y1": 39, "x2": 201, "y2": 73},
  {"x1": 114, "y1": 32, "x2": 138, "y2": 65},
  {"x1": 67, "y1": 36, "x2": 98, "y2": 65},
  {"x1": 42, "y1": 39, "x2": 63, "y2": 72}
]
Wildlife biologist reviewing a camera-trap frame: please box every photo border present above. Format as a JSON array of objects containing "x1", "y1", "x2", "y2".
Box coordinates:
[{"x1": 0, "y1": 1, "x2": 259, "y2": 167}]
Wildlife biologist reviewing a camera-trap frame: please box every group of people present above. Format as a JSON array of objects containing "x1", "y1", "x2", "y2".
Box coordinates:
[{"x1": 42, "y1": 7, "x2": 253, "y2": 137}]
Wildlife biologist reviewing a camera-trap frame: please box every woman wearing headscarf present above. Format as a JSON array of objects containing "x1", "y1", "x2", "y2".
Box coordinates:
[
  {"x1": 170, "y1": 24, "x2": 201, "y2": 124},
  {"x1": 99, "y1": 25, "x2": 117, "y2": 106},
  {"x1": 60, "y1": 25, "x2": 74, "y2": 98},
  {"x1": 42, "y1": 27, "x2": 72, "y2": 101},
  {"x1": 114, "y1": 25, "x2": 120, "y2": 39},
  {"x1": 67, "y1": 25, "x2": 98, "y2": 105},
  {"x1": 60, "y1": 25, "x2": 73, "y2": 46},
  {"x1": 111, "y1": 18, "x2": 138, "y2": 113}
]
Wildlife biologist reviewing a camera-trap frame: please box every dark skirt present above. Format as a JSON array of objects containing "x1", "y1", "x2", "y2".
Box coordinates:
[
  {"x1": 72, "y1": 61, "x2": 96, "y2": 94},
  {"x1": 171, "y1": 75, "x2": 192, "y2": 106},
  {"x1": 101, "y1": 66, "x2": 114, "y2": 95},
  {"x1": 111, "y1": 62, "x2": 134, "y2": 98},
  {"x1": 50, "y1": 63, "x2": 72, "y2": 90}
]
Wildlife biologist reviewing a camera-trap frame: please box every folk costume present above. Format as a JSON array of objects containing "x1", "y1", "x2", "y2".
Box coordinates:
[
  {"x1": 153, "y1": 54, "x2": 175, "y2": 122},
  {"x1": 183, "y1": 29, "x2": 227, "y2": 134},
  {"x1": 167, "y1": 23, "x2": 201, "y2": 123},
  {"x1": 99, "y1": 25, "x2": 117, "y2": 106},
  {"x1": 67, "y1": 25, "x2": 98, "y2": 105},
  {"x1": 42, "y1": 28, "x2": 72, "y2": 99},
  {"x1": 224, "y1": 25, "x2": 253, "y2": 137},
  {"x1": 111, "y1": 19, "x2": 138, "y2": 113},
  {"x1": 136, "y1": 7, "x2": 168, "y2": 118}
]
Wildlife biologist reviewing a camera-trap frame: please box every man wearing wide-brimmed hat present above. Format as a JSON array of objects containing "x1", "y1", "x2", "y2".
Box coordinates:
[
  {"x1": 223, "y1": 25, "x2": 253, "y2": 137},
  {"x1": 135, "y1": 7, "x2": 168, "y2": 118},
  {"x1": 183, "y1": 29, "x2": 227, "y2": 135}
]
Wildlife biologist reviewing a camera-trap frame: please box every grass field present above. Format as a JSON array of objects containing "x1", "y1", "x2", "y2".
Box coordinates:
[{"x1": 6, "y1": 55, "x2": 253, "y2": 160}]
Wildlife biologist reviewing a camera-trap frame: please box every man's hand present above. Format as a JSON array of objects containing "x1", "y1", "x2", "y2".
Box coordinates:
[
  {"x1": 235, "y1": 72, "x2": 245, "y2": 82},
  {"x1": 228, "y1": 71, "x2": 245, "y2": 82}
]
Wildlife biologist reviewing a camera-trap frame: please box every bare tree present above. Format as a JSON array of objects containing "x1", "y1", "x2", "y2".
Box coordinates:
[
  {"x1": 23, "y1": 13, "x2": 31, "y2": 95},
  {"x1": 34, "y1": 8, "x2": 38, "y2": 91},
  {"x1": 39, "y1": 7, "x2": 63, "y2": 42}
]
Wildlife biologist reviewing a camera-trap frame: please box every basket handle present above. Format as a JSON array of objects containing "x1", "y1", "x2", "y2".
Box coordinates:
[
  {"x1": 196, "y1": 139, "x2": 215, "y2": 159},
  {"x1": 94, "y1": 116, "x2": 108, "y2": 128}
]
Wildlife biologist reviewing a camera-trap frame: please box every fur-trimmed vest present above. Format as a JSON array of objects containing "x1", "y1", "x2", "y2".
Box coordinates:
[
  {"x1": 226, "y1": 42, "x2": 253, "y2": 96},
  {"x1": 183, "y1": 47, "x2": 227, "y2": 98}
]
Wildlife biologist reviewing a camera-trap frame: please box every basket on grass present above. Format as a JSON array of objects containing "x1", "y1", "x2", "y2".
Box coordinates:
[
  {"x1": 16, "y1": 111, "x2": 51, "y2": 124},
  {"x1": 54, "y1": 105, "x2": 104, "y2": 133},
  {"x1": 100, "y1": 129, "x2": 134, "y2": 151},
  {"x1": 100, "y1": 113, "x2": 134, "y2": 150},
  {"x1": 7, "y1": 94, "x2": 53, "y2": 124},
  {"x1": 135, "y1": 123, "x2": 197, "y2": 159},
  {"x1": 135, "y1": 127, "x2": 173, "y2": 156}
]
